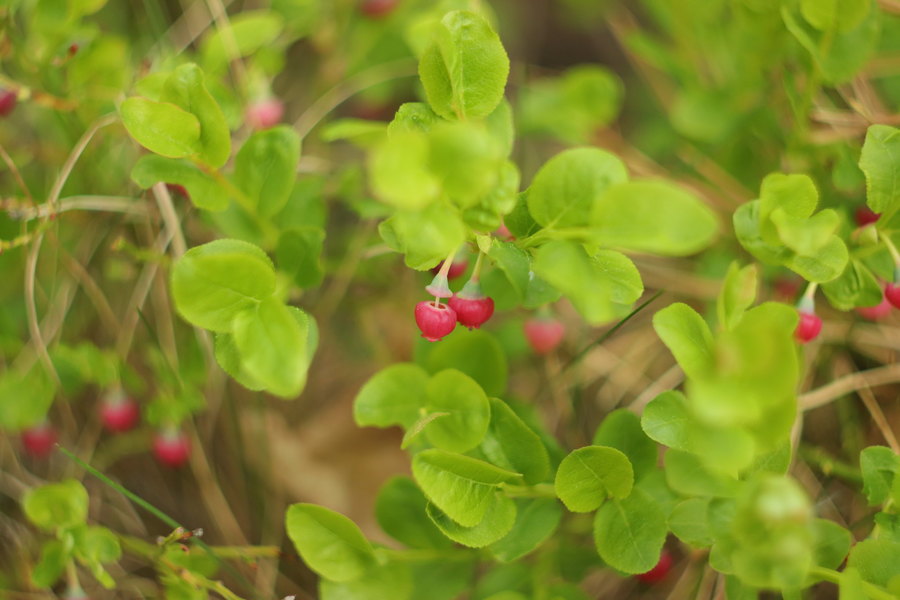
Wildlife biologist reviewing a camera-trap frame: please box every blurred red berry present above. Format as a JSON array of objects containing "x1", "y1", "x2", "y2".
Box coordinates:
[
  {"x1": 635, "y1": 550, "x2": 673, "y2": 584},
  {"x1": 153, "y1": 430, "x2": 191, "y2": 468},
  {"x1": 855, "y1": 206, "x2": 880, "y2": 227},
  {"x1": 524, "y1": 317, "x2": 565, "y2": 354},
  {"x1": 431, "y1": 260, "x2": 468, "y2": 280},
  {"x1": 246, "y1": 99, "x2": 284, "y2": 130},
  {"x1": 795, "y1": 311, "x2": 822, "y2": 343},
  {"x1": 166, "y1": 183, "x2": 189, "y2": 198},
  {"x1": 415, "y1": 301, "x2": 457, "y2": 342},
  {"x1": 886, "y1": 283, "x2": 900, "y2": 310},
  {"x1": 856, "y1": 296, "x2": 892, "y2": 321},
  {"x1": 0, "y1": 90, "x2": 17, "y2": 117},
  {"x1": 100, "y1": 395, "x2": 140, "y2": 433},
  {"x1": 21, "y1": 422, "x2": 57, "y2": 458},
  {"x1": 360, "y1": 0, "x2": 397, "y2": 18},
  {"x1": 448, "y1": 295, "x2": 494, "y2": 329},
  {"x1": 772, "y1": 276, "x2": 801, "y2": 302}
]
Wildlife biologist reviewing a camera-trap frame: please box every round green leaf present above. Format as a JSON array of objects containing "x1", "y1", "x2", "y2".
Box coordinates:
[
  {"x1": 234, "y1": 126, "x2": 301, "y2": 218},
  {"x1": 375, "y1": 476, "x2": 452, "y2": 550},
  {"x1": 427, "y1": 495, "x2": 516, "y2": 548},
  {"x1": 423, "y1": 329, "x2": 507, "y2": 397},
  {"x1": 554, "y1": 446, "x2": 634, "y2": 513},
  {"x1": 489, "y1": 498, "x2": 562, "y2": 562},
  {"x1": 161, "y1": 63, "x2": 231, "y2": 168},
  {"x1": 320, "y1": 561, "x2": 413, "y2": 600},
  {"x1": 285, "y1": 503, "x2": 376, "y2": 582},
  {"x1": 353, "y1": 364, "x2": 430, "y2": 429},
  {"x1": 592, "y1": 409, "x2": 658, "y2": 481},
  {"x1": 481, "y1": 398, "x2": 550, "y2": 485},
  {"x1": 593, "y1": 487, "x2": 667, "y2": 574},
  {"x1": 120, "y1": 97, "x2": 200, "y2": 158},
  {"x1": 424, "y1": 369, "x2": 491, "y2": 453},
  {"x1": 23, "y1": 480, "x2": 89, "y2": 531}
]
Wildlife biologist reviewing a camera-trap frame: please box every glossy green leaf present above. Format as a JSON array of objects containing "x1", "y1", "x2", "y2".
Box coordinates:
[
  {"x1": 422, "y1": 329, "x2": 507, "y2": 397},
  {"x1": 481, "y1": 398, "x2": 551, "y2": 485},
  {"x1": 427, "y1": 495, "x2": 516, "y2": 548},
  {"x1": 23, "y1": 480, "x2": 88, "y2": 531},
  {"x1": 378, "y1": 203, "x2": 467, "y2": 270},
  {"x1": 285, "y1": 503, "x2": 377, "y2": 582},
  {"x1": 859, "y1": 125, "x2": 900, "y2": 219},
  {"x1": 412, "y1": 449, "x2": 521, "y2": 527},
  {"x1": 201, "y1": 11, "x2": 284, "y2": 72},
  {"x1": 489, "y1": 498, "x2": 562, "y2": 562},
  {"x1": 860, "y1": 446, "x2": 900, "y2": 506},
  {"x1": 652, "y1": 303, "x2": 714, "y2": 379},
  {"x1": 170, "y1": 239, "x2": 276, "y2": 332},
  {"x1": 770, "y1": 207, "x2": 840, "y2": 255},
  {"x1": 214, "y1": 332, "x2": 264, "y2": 392},
  {"x1": 811, "y1": 519, "x2": 852, "y2": 570},
  {"x1": 120, "y1": 97, "x2": 200, "y2": 158},
  {"x1": 593, "y1": 409, "x2": 658, "y2": 481},
  {"x1": 276, "y1": 227, "x2": 325, "y2": 289},
  {"x1": 641, "y1": 391, "x2": 694, "y2": 452},
  {"x1": 131, "y1": 154, "x2": 230, "y2": 211},
  {"x1": 410, "y1": 559, "x2": 475, "y2": 600},
  {"x1": 822, "y1": 259, "x2": 884, "y2": 311},
  {"x1": 320, "y1": 561, "x2": 413, "y2": 600},
  {"x1": 375, "y1": 476, "x2": 452, "y2": 550},
  {"x1": 32, "y1": 540, "x2": 70, "y2": 588},
  {"x1": 388, "y1": 103, "x2": 440, "y2": 135},
  {"x1": 418, "y1": 11, "x2": 509, "y2": 120},
  {"x1": 526, "y1": 147, "x2": 628, "y2": 229},
  {"x1": 0, "y1": 366, "x2": 56, "y2": 430},
  {"x1": 423, "y1": 370, "x2": 491, "y2": 453},
  {"x1": 801, "y1": 0, "x2": 869, "y2": 32},
  {"x1": 428, "y1": 121, "x2": 503, "y2": 205},
  {"x1": 73, "y1": 525, "x2": 122, "y2": 564},
  {"x1": 839, "y1": 567, "x2": 867, "y2": 600},
  {"x1": 665, "y1": 450, "x2": 739, "y2": 497},
  {"x1": 369, "y1": 131, "x2": 439, "y2": 210},
  {"x1": 717, "y1": 262, "x2": 758, "y2": 331},
  {"x1": 592, "y1": 180, "x2": 718, "y2": 255},
  {"x1": 759, "y1": 173, "x2": 819, "y2": 221},
  {"x1": 533, "y1": 242, "x2": 642, "y2": 325},
  {"x1": 846, "y1": 539, "x2": 900, "y2": 587},
  {"x1": 784, "y1": 236, "x2": 848, "y2": 283},
  {"x1": 161, "y1": 63, "x2": 231, "y2": 168},
  {"x1": 554, "y1": 445, "x2": 634, "y2": 512},
  {"x1": 669, "y1": 497, "x2": 714, "y2": 547},
  {"x1": 234, "y1": 126, "x2": 301, "y2": 218},
  {"x1": 353, "y1": 363, "x2": 430, "y2": 429},
  {"x1": 232, "y1": 298, "x2": 309, "y2": 398},
  {"x1": 488, "y1": 240, "x2": 530, "y2": 301},
  {"x1": 593, "y1": 487, "x2": 667, "y2": 574}
]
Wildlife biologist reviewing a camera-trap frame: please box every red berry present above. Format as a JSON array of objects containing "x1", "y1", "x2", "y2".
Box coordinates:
[
  {"x1": 415, "y1": 301, "x2": 457, "y2": 342},
  {"x1": 246, "y1": 99, "x2": 284, "y2": 130},
  {"x1": 856, "y1": 296, "x2": 892, "y2": 321},
  {"x1": 360, "y1": 0, "x2": 397, "y2": 18},
  {"x1": 794, "y1": 311, "x2": 822, "y2": 343},
  {"x1": 886, "y1": 283, "x2": 900, "y2": 310},
  {"x1": 448, "y1": 295, "x2": 494, "y2": 329},
  {"x1": 0, "y1": 90, "x2": 17, "y2": 117},
  {"x1": 431, "y1": 260, "x2": 468, "y2": 280},
  {"x1": 635, "y1": 550, "x2": 673, "y2": 584},
  {"x1": 153, "y1": 430, "x2": 191, "y2": 468},
  {"x1": 855, "y1": 206, "x2": 880, "y2": 227},
  {"x1": 772, "y1": 276, "x2": 801, "y2": 302},
  {"x1": 100, "y1": 396, "x2": 140, "y2": 433},
  {"x1": 524, "y1": 317, "x2": 565, "y2": 354},
  {"x1": 166, "y1": 183, "x2": 189, "y2": 199},
  {"x1": 21, "y1": 422, "x2": 57, "y2": 458},
  {"x1": 494, "y1": 223, "x2": 515, "y2": 241}
]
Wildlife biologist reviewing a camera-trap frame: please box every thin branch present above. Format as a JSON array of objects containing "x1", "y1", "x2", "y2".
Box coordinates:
[{"x1": 800, "y1": 363, "x2": 900, "y2": 411}]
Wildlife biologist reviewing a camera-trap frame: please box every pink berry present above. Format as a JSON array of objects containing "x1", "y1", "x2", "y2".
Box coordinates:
[
  {"x1": 886, "y1": 283, "x2": 900, "y2": 310},
  {"x1": 494, "y1": 223, "x2": 515, "y2": 241},
  {"x1": 166, "y1": 183, "x2": 189, "y2": 199},
  {"x1": 415, "y1": 301, "x2": 457, "y2": 342},
  {"x1": 856, "y1": 296, "x2": 892, "y2": 321},
  {"x1": 524, "y1": 317, "x2": 565, "y2": 355},
  {"x1": 635, "y1": 549, "x2": 673, "y2": 584},
  {"x1": 448, "y1": 295, "x2": 494, "y2": 329},
  {"x1": 21, "y1": 423, "x2": 57, "y2": 458},
  {"x1": 795, "y1": 311, "x2": 822, "y2": 343},
  {"x1": 772, "y1": 276, "x2": 801, "y2": 302},
  {"x1": 360, "y1": 0, "x2": 397, "y2": 18},
  {"x1": 153, "y1": 430, "x2": 191, "y2": 468},
  {"x1": 855, "y1": 206, "x2": 880, "y2": 227},
  {"x1": 0, "y1": 89, "x2": 17, "y2": 117},
  {"x1": 100, "y1": 396, "x2": 140, "y2": 433},
  {"x1": 431, "y1": 260, "x2": 468, "y2": 280},
  {"x1": 246, "y1": 99, "x2": 284, "y2": 130}
]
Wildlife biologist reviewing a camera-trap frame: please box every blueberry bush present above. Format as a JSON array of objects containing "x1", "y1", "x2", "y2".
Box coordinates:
[{"x1": 2, "y1": 0, "x2": 900, "y2": 598}]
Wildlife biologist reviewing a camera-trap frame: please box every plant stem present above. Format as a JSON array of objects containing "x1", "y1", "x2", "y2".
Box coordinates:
[
  {"x1": 470, "y1": 251, "x2": 485, "y2": 282},
  {"x1": 809, "y1": 566, "x2": 897, "y2": 600},
  {"x1": 500, "y1": 483, "x2": 557, "y2": 498},
  {"x1": 798, "y1": 445, "x2": 863, "y2": 483}
]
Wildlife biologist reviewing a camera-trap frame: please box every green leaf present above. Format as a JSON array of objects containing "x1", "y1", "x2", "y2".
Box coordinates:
[
  {"x1": 593, "y1": 487, "x2": 667, "y2": 574},
  {"x1": 801, "y1": 0, "x2": 869, "y2": 32},
  {"x1": 669, "y1": 497, "x2": 714, "y2": 547},
  {"x1": 354, "y1": 364, "x2": 430, "y2": 429},
  {"x1": 428, "y1": 121, "x2": 504, "y2": 204},
  {"x1": 860, "y1": 446, "x2": 900, "y2": 506},
  {"x1": 784, "y1": 236, "x2": 848, "y2": 283},
  {"x1": 320, "y1": 561, "x2": 413, "y2": 600},
  {"x1": 321, "y1": 118, "x2": 387, "y2": 146},
  {"x1": 839, "y1": 567, "x2": 867, "y2": 600},
  {"x1": 554, "y1": 446, "x2": 634, "y2": 512},
  {"x1": 402, "y1": 412, "x2": 451, "y2": 450},
  {"x1": 232, "y1": 298, "x2": 309, "y2": 398},
  {"x1": 591, "y1": 180, "x2": 718, "y2": 255},
  {"x1": 234, "y1": 126, "x2": 301, "y2": 218},
  {"x1": 378, "y1": 203, "x2": 467, "y2": 270},
  {"x1": 418, "y1": 11, "x2": 509, "y2": 120},
  {"x1": 770, "y1": 208, "x2": 840, "y2": 256},
  {"x1": 532, "y1": 242, "x2": 642, "y2": 325},
  {"x1": 375, "y1": 477, "x2": 453, "y2": 550},
  {"x1": 822, "y1": 259, "x2": 884, "y2": 311},
  {"x1": 388, "y1": 102, "x2": 440, "y2": 135},
  {"x1": 422, "y1": 329, "x2": 507, "y2": 397},
  {"x1": 426, "y1": 495, "x2": 517, "y2": 547},
  {"x1": 759, "y1": 173, "x2": 819, "y2": 222},
  {"x1": 276, "y1": 227, "x2": 325, "y2": 289},
  {"x1": 488, "y1": 240, "x2": 530, "y2": 301},
  {"x1": 859, "y1": 125, "x2": 900, "y2": 219},
  {"x1": 0, "y1": 366, "x2": 56, "y2": 430},
  {"x1": 846, "y1": 539, "x2": 900, "y2": 587},
  {"x1": 717, "y1": 263, "x2": 758, "y2": 331},
  {"x1": 214, "y1": 332, "x2": 264, "y2": 392},
  {"x1": 120, "y1": 97, "x2": 200, "y2": 158},
  {"x1": 664, "y1": 450, "x2": 739, "y2": 498},
  {"x1": 410, "y1": 559, "x2": 475, "y2": 600},
  {"x1": 489, "y1": 498, "x2": 562, "y2": 562},
  {"x1": 73, "y1": 525, "x2": 122, "y2": 564},
  {"x1": 811, "y1": 519, "x2": 852, "y2": 570},
  {"x1": 200, "y1": 11, "x2": 284, "y2": 73},
  {"x1": 526, "y1": 147, "x2": 628, "y2": 229},
  {"x1": 161, "y1": 63, "x2": 231, "y2": 168},
  {"x1": 284, "y1": 503, "x2": 377, "y2": 582},
  {"x1": 369, "y1": 131, "x2": 439, "y2": 210},
  {"x1": 481, "y1": 398, "x2": 551, "y2": 485},
  {"x1": 23, "y1": 480, "x2": 88, "y2": 531},
  {"x1": 32, "y1": 540, "x2": 70, "y2": 588},
  {"x1": 593, "y1": 409, "x2": 658, "y2": 481},
  {"x1": 652, "y1": 303, "x2": 714, "y2": 378},
  {"x1": 412, "y1": 449, "x2": 521, "y2": 527},
  {"x1": 131, "y1": 154, "x2": 230, "y2": 211},
  {"x1": 424, "y1": 369, "x2": 491, "y2": 453},
  {"x1": 170, "y1": 239, "x2": 276, "y2": 332},
  {"x1": 641, "y1": 391, "x2": 694, "y2": 452}
]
